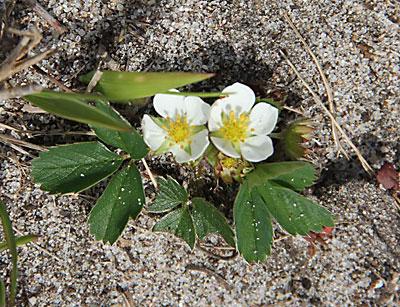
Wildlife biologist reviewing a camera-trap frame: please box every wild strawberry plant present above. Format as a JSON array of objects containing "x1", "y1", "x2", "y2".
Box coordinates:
[{"x1": 24, "y1": 71, "x2": 334, "y2": 263}]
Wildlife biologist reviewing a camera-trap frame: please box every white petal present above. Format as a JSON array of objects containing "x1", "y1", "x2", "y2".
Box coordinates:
[
  {"x1": 218, "y1": 82, "x2": 255, "y2": 115},
  {"x1": 211, "y1": 136, "x2": 240, "y2": 159},
  {"x1": 170, "y1": 145, "x2": 191, "y2": 163},
  {"x1": 153, "y1": 90, "x2": 185, "y2": 119},
  {"x1": 189, "y1": 129, "x2": 210, "y2": 161},
  {"x1": 184, "y1": 96, "x2": 210, "y2": 125},
  {"x1": 249, "y1": 103, "x2": 279, "y2": 135},
  {"x1": 240, "y1": 135, "x2": 274, "y2": 162},
  {"x1": 208, "y1": 100, "x2": 223, "y2": 131},
  {"x1": 142, "y1": 115, "x2": 167, "y2": 151}
]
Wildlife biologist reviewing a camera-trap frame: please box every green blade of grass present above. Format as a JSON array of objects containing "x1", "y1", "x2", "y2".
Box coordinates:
[
  {"x1": 0, "y1": 235, "x2": 38, "y2": 252},
  {"x1": 0, "y1": 280, "x2": 5, "y2": 307},
  {"x1": 0, "y1": 201, "x2": 17, "y2": 306}
]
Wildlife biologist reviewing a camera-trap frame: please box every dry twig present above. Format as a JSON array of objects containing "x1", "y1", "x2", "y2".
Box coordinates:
[
  {"x1": 186, "y1": 264, "x2": 232, "y2": 290},
  {"x1": 279, "y1": 50, "x2": 373, "y2": 174},
  {"x1": 23, "y1": 0, "x2": 67, "y2": 35},
  {"x1": 32, "y1": 64, "x2": 72, "y2": 92},
  {"x1": 282, "y1": 12, "x2": 349, "y2": 159},
  {"x1": 0, "y1": 26, "x2": 53, "y2": 82}
]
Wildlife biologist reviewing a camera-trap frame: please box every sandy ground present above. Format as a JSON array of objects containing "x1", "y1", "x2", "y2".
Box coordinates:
[{"x1": 0, "y1": 0, "x2": 399, "y2": 305}]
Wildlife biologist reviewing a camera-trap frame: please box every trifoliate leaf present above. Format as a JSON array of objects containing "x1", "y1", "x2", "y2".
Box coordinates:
[
  {"x1": 32, "y1": 142, "x2": 123, "y2": 194},
  {"x1": 153, "y1": 206, "x2": 195, "y2": 249},
  {"x1": 24, "y1": 91, "x2": 132, "y2": 131},
  {"x1": 88, "y1": 164, "x2": 145, "y2": 244},
  {"x1": 247, "y1": 161, "x2": 316, "y2": 192},
  {"x1": 147, "y1": 177, "x2": 188, "y2": 213},
  {"x1": 234, "y1": 182, "x2": 273, "y2": 262},
  {"x1": 92, "y1": 100, "x2": 148, "y2": 159},
  {"x1": 256, "y1": 181, "x2": 334, "y2": 236},
  {"x1": 191, "y1": 197, "x2": 235, "y2": 247}
]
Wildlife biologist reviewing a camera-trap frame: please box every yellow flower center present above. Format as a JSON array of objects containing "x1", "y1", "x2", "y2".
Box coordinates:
[
  {"x1": 220, "y1": 156, "x2": 238, "y2": 168},
  {"x1": 220, "y1": 111, "x2": 250, "y2": 143},
  {"x1": 165, "y1": 114, "x2": 190, "y2": 144}
]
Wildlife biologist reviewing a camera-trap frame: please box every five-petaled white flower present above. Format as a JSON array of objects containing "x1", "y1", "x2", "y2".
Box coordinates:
[
  {"x1": 142, "y1": 91, "x2": 210, "y2": 163},
  {"x1": 208, "y1": 83, "x2": 278, "y2": 162}
]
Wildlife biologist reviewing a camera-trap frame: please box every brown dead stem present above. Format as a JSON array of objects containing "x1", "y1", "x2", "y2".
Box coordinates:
[
  {"x1": 279, "y1": 50, "x2": 373, "y2": 174},
  {"x1": 0, "y1": 26, "x2": 53, "y2": 83},
  {"x1": 282, "y1": 12, "x2": 349, "y2": 159}
]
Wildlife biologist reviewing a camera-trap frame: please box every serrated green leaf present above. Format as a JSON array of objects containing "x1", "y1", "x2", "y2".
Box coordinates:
[
  {"x1": 234, "y1": 182, "x2": 273, "y2": 262},
  {"x1": 0, "y1": 235, "x2": 38, "y2": 252},
  {"x1": 247, "y1": 161, "x2": 316, "y2": 191},
  {"x1": 257, "y1": 182, "x2": 334, "y2": 236},
  {"x1": 80, "y1": 71, "x2": 214, "y2": 102},
  {"x1": 153, "y1": 206, "x2": 195, "y2": 249},
  {"x1": 191, "y1": 197, "x2": 235, "y2": 247},
  {"x1": 0, "y1": 201, "x2": 17, "y2": 306},
  {"x1": 92, "y1": 100, "x2": 148, "y2": 159},
  {"x1": 32, "y1": 142, "x2": 123, "y2": 194},
  {"x1": 88, "y1": 164, "x2": 145, "y2": 244},
  {"x1": 147, "y1": 177, "x2": 188, "y2": 213},
  {"x1": 24, "y1": 91, "x2": 131, "y2": 131}
]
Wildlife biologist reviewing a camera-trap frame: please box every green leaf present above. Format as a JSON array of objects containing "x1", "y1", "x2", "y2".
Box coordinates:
[
  {"x1": 256, "y1": 97, "x2": 283, "y2": 110},
  {"x1": 92, "y1": 100, "x2": 148, "y2": 159},
  {"x1": 191, "y1": 197, "x2": 235, "y2": 247},
  {"x1": 147, "y1": 177, "x2": 188, "y2": 213},
  {"x1": 0, "y1": 235, "x2": 38, "y2": 252},
  {"x1": 80, "y1": 71, "x2": 215, "y2": 102},
  {"x1": 234, "y1": 182, "x2": 273, "y2": 262},
  {"x1": 160, "y1": 91, "x2": 227, "y2": 98},
  {"x1": 153, "y1": 206, "x2": 195, "y2": 249},
  {"x1": 257, "y1": 182, "x2": 334, "y2": 236},
  {"x1": 0, "y1": 201, "x2": 18, "y2": 306},
  {"x1": 0, "y1": 280, "x2": 5, "y2": 307},
  {"x1": 32, "y1": 142, "x2": 123, "y2": 194},
  {"x1": 24, "y1": 91, "x2": 132, "y2": 131},
  {"x1": 89, "y1": 164, "x2": 145, "y2": 244},
  {"x1": 247, "y1": 161, "x2": 316, "y2": 191}
]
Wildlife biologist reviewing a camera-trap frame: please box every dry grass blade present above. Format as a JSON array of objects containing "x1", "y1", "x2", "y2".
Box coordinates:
[
  {"x1": 279, "y1": 50, "x2": 373, "y2": 175},
  {"x1": 282, "y1": 12, "x2": 349, "y2": 159},
  {"x1": 0, "y1": 133, "x2": 46, "y2": 152},
  {"x1": 86, "y1": 70, "x2": 103, "y2": 93},
  {"x1": 141, "y1": 158, "x2": 158, "y2": 189}
]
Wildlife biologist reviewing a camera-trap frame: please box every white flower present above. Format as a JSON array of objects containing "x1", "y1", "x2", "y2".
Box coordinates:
[
  {"x1": 142, "y1": 91, "x2": 210, "y2": 163},
  {"x1": 208, "y1": 83, "x2": 278, "y2": 162}
]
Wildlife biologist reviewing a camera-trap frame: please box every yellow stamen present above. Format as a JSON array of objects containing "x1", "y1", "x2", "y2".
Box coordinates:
[
  {"x1": 166, "y1": 114, "x2": 190, "y2": 144},
  {"x1": 219, "y1": 111, "x2": 250, "y2": 143}
]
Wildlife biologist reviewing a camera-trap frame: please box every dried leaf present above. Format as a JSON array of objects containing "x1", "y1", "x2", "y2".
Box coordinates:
[{"x1": 376, "y1": 163, "x2": 399, "y2": 191}]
